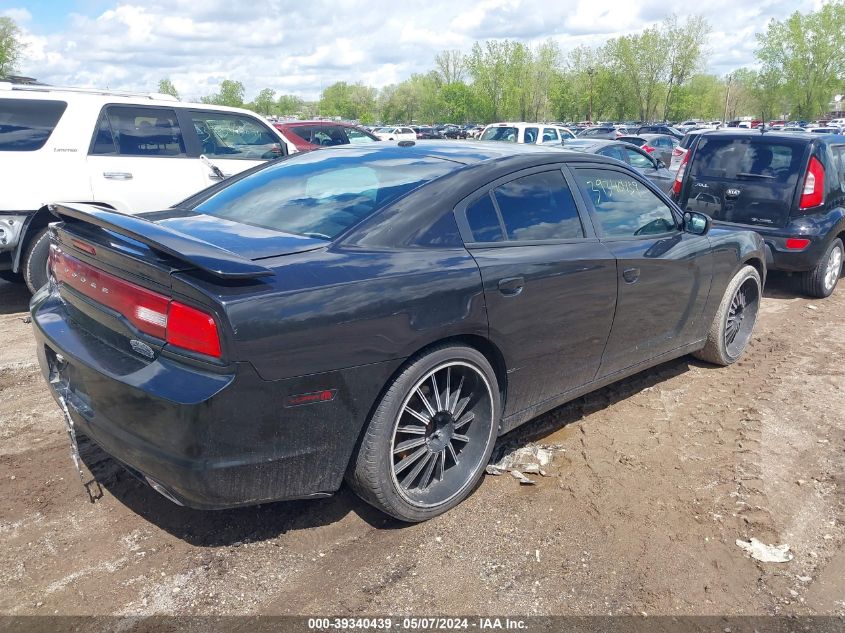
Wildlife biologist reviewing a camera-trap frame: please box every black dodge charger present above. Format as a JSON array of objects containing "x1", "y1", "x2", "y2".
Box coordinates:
[{"x1": 31, "y1": 141, "x2": 766, "y2": 522}]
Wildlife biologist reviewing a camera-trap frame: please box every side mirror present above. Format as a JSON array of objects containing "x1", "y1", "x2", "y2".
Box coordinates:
[
  {"x1": 655, "y1": 158, "x2": 666, "y2": 168},
  {"x1": 684, "y1": 211, "x2": 711, "y2": 236}
]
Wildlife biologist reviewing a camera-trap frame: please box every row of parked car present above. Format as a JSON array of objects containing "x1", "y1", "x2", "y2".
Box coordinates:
[{"x1": 2, "y1": 83, "x2": 844, "y2": 304}]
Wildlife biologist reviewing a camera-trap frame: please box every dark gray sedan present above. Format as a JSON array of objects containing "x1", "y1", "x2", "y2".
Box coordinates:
[
  {"x1": 618, "y1": 134, "x2": 679, "y2": 168},
  {"x1": 562, "y1": 138, "x2": 676, "y2": 194}
]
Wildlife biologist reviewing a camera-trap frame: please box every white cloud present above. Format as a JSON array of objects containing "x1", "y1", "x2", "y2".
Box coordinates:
[{"x1": 7, "y1": 0, "x2": 821, "y2": 101}]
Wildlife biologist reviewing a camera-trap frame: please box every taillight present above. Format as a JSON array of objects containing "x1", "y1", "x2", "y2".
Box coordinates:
[
  {"x1": 785, "y1": 238, "x2": 810, "y2": 250},
  {"x1": 642, "y1": 144, "x2": 656, "y2": 154},
  {"x1": 672, "y1": 147, "x2": 684, "y2": 157},
  {"x1": 166, "y1": 301, "x2": 221, "y2": 358},
  {"x1": 799, "y1": 156, "x2": 825, "y2": 210},
  {"x1": 673, "y1": 150, "x2": 690, "y2": 195},
  {"x1": 50, "y1": 245, "x2": 222, "y2": 358}
]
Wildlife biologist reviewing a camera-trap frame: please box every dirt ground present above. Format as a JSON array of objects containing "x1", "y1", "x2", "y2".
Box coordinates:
[{"x1": 1, "y1": 274, "x2": 843, "y2": 617}]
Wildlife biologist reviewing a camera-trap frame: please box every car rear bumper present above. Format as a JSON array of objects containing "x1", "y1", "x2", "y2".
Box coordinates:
[
  {"x1": 713, "y1": 219, "x2": 836, "y2": 273},
  {"x1": 31, "y1": 286, "x2": 398, "y2": 510}
]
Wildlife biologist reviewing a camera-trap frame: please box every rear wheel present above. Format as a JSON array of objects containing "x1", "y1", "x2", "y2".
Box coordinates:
[
  {"x1": 347, "y1": 345, "x2": 500, "y2": 522},
  {"x1": 22, "y1": 228, "x2": 51, "y2": 294},
  {"x1": 694, "y1": 265, "x2": 761, "y2": 366},
  {"x1": 800, "y1": 238, "x2": 842, "y2": 298}
]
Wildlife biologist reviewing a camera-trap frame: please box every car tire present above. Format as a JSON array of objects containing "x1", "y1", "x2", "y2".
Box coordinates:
[
  {"x1": 347, "y1": 345, "x2": 500, "y2": 522},
  {"x1": 0, "y1": 269, "x2": 23, "y2": 283},
  {"x1": 800, "y1": 238, "x2": 843, "y2": 298},
  {"x1": 694, "y1": 264, "x2": 761, "y2": 366},
  {"x1": 22, "y1": 228, "x2": 51, "y2": 294}
]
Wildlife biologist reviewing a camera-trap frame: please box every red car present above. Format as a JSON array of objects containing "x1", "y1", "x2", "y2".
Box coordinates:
[{"x1": 273, "y1": 121, "x2": 379, "y2": 151}]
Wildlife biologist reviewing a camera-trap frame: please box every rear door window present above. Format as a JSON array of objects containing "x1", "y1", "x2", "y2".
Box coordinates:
[
  {"x1": 189, "y1": 111, "x2": 280, "y2": 160},
  {"x1": 492, "y1": 170, "x2": 584, "y2": 241},
  {"x1": 0, "y1": 99, "x2": 67, "y2": 151},
  {"x1": 91, "y1": 106, "x2": 186, "y2": 156}
]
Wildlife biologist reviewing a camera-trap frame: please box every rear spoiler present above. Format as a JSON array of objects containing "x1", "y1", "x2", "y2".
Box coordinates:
[{"x1": 49, "y1": 203, "x2": 274, "y2": 279}]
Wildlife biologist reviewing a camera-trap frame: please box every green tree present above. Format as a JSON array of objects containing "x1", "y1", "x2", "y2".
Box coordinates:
[
  {"x1": 276, "y1": 94, "x2": 304, "y2": 115},
  {"x1": 756, "y1": 2, "x2": 845, "y2": 119},
  {"x1": 157, "y1": 78, "x2": 179, "y2": 99},
  {"x1": 0, "y1": 16, "x2": 25, "y2": 78},
  {"x1": 201, "y1": 79, "x2": 245, "y2": 107},
  {"x1": 661, "y1": 15, "x2": 711, "y2": 120},
  {"x1": 253, "y1": 88, "x2": 276, "y2": 114},
  {"x1": 319, "y1": 81, "x2": 377, "y2": 121}
]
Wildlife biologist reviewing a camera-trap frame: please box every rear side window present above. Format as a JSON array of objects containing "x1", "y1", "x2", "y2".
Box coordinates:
[
  {"x1": 624, "y1": 147, "x2": 653, "y2": 168},
  {"x1": 194, "y1": 150, "x2": 454, "y2": 240},
  {"x1": 466, "y1": 194, "x2": 504, "y2": 242},
  {"x1": 91, "y1": 106, "x2": 185, "y2": 156},
  {"x1": 290, "y1": 125, "x2": 348, "y2": 147},
  {"x1": 190, "y1": 111, "x2": 280, "y2": 160},
  {"x1": 0, "y1": 99, "x2": 67, "y2": 151},
  {"x1": 480, "y1": 126, "x2": 518, "y2": 142},
  {"x1": 690, "y1": 138, "x2": 802, "y2": 185},
  {"x1": 492, "y1": 170, "x2": 584, "y2": 241}
]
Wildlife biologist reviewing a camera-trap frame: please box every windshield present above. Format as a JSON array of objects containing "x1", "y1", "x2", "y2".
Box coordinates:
[
  {"x1": 690, "y1": 138, "x2": 802, "y2": 185},
  {"x1": 194, "y1": 150, "x2": 455, "y2": 240},
  {"x1": 480, "y1": 126, "x2": 519, "y2": 142}
]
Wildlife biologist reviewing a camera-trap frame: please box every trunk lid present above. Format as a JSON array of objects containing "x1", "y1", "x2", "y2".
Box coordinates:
[
  {"x1": 46, "y1": 203, "x2": 317, "y2": 365},
  {"x1": 681, "y1": 136, "x2": 808, "y2": 228}
]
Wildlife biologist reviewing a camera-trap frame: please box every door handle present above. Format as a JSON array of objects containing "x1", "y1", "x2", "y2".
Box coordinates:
[
  {"x1": 497, "y1": 276, "x2": 524, "y2": 296},
  {"x1": 103, "y1": 172, "x2": 133, "y2": 180},
  {"x1": 622, "y1": 267, "x2": 640, "y2": 284}
]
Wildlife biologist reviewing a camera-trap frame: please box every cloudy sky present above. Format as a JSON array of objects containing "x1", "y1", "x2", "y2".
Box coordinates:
[{"x1": 1, "y1": 0, "x2": 824, "y2": 102}]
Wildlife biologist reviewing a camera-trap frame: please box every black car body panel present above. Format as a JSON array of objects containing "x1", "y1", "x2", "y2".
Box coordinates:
[
  {"x1": 676, "y1": 130, "x2": 845, "y2": 273},
  {"x1": 31, "y1": 141, "x2": 766, "y2": 509}
]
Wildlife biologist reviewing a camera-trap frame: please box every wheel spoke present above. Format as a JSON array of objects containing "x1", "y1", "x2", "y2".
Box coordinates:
[
  {"x1": 438, "y1": 450, "x2": 446, "y2": 481},
  {"x1": 447, "y1": 441, "x2": 458, "y2": 465},
  {"x1": 452, "y1": 433, "x2": 470, "y2": 443},
  {"x1": 415, "y1": 387, "x2": 437, "y2": 417},
  {"x1": 401, "y1": 450, "x2": 433, "y2": 488},
  {"x1": 444, "y1": 367, "x2": 452, "y2": 412},
  {"x1": 431, "y1": 373, "x2": 442, "y2": 411},
  {"x1": 453, "y1": 395, "x2": 471, "y2": 421},
  {"x1": 404, "y1": 405, "x2": 430, "y2": 425},
  {"x1": 394, "y1": 437, "x2": 427, "y2": 453},
  {"x1": 454, "y1": 411, "x2": 474, "y2": 430},
  {"x1": 397, "y1": 423, "x2": 427, "y2": 435},
  {"x1": 420, "y1": 452, "x2": 438, "y2": 489},
  {"x1": 394, "y1": 446, "x2": 429, "y2": 476},
  {"x1": 449, "y1": 376, "x2": 464, "y2": 414}
]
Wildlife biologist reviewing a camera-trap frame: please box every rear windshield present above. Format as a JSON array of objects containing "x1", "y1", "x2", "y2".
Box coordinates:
[
  {"x1": 194, "y1": 150, "x2": 455, "y2": 240},
  {"x1": 689, "y1": 137, "x2": 803, "y2": 185},
  {"x1": 481, "y1": 127, "x2": 519, "y2": 142},
  {"x1": 0, "y1": 99, "x2": 67, "y2": 151}
]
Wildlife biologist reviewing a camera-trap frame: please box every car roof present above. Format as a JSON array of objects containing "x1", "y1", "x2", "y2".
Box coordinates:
[
  {"x1": 299, "y1": 139, "x2": 615, "y2": 166},
  {"x1": 278, "y1": 120, "x2": 362, "y2": 128},
  {"x1": 562, "y1": 139, "x2": 618, "y2": 150},
  {"x1": 0, "y1": 83, "x2": 267, "y2": 117},
  {"x1": 694, "y1": 129, "x2": 837, "y2": 143}
]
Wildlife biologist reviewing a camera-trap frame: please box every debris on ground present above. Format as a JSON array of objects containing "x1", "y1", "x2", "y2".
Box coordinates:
[
  {"x1": 735, "y1": 538, "x2": 794, "y2": 563},
  {"x1": 489, "y1": 443, "x2": 563, "y2": 482},
  {"x1": 510, "y1": 470, "x2": 536, "y2": 485}
]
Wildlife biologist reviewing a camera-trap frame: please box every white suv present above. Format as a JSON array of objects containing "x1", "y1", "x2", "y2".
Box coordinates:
[
  {"x1": 479, "y1": 122, "x2": 576, "y2": 145},
  {"x1": 0, "y1": 83, "x2": 291, "y2": 292}
]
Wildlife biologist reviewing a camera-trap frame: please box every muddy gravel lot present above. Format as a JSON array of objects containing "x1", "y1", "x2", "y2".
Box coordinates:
[{"x1": 0, "y1": 275, "x2": 843, "y2": 617}]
